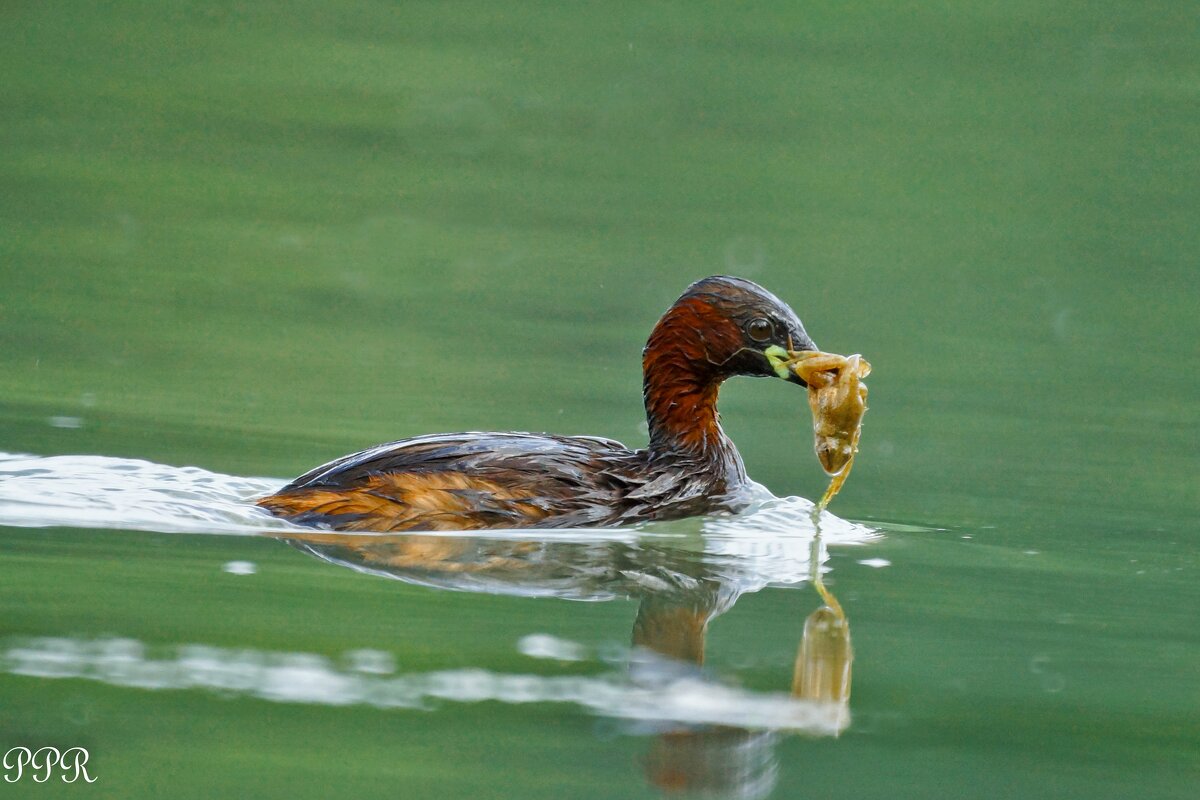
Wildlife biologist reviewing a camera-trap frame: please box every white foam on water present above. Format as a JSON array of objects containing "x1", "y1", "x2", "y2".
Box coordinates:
[{"x1": 0, "y1": 452, "x2": 294, "y2": 536}]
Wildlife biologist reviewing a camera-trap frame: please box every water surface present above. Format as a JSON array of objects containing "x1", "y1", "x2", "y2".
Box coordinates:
[{"x1": 2, "y1": 2, "x2": 1197, "y2": 798}]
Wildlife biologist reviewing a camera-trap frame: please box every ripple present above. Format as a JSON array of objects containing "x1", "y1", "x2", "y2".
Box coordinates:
[
  {"x1": 0, "y1": 452, "x2": 877, "y2": 548},
  {"x1": 0, "y1": 452, "x2": 293, "y2": 535},
  {"x1": 0, "y1": 635, "x2": 848, "y2": 736}
]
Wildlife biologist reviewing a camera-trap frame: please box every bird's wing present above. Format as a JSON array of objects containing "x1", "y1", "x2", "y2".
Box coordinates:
[{"x1": 259, "y1": 432, "x2": 633, "y2": 531}]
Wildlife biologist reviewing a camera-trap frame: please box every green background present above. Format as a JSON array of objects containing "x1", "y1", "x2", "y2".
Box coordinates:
[{"x1": 2, "y1": 2, "x2": 1197, "y2": 798}]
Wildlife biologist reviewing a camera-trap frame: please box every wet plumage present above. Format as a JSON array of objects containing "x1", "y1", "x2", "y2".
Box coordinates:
[
  {"x1": 257, "y1": 276, "x2": 817, "y2": 531},
  {"x1": 259, "y1": 432, "x2": 714, "y2": 530}
]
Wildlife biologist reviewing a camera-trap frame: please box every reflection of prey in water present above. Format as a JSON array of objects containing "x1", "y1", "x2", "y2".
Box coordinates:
[
  {"x1": 277, "y1": 518, "x2": 860, "y2": 800},
  {"x1": 634, "y1": 571, "x2": 852, "y2": 799}
]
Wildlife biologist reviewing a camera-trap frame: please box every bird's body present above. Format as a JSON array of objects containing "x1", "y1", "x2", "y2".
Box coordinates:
[
  {"x1": 258, "y1": 430, "x2": 747, "y2": 531},
  {"x1": 257, "y1": 276, "x2": 816, "y2": 532}
]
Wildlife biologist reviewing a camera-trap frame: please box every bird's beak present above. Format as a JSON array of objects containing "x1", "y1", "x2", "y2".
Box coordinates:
[{"x1": 764, "y1": 345, "x2": 809, "y2": 386}]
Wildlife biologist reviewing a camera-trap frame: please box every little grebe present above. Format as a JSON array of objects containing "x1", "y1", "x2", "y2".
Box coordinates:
[{"x1": 257, "y1": 275, "x2": 818, "y2": 531}]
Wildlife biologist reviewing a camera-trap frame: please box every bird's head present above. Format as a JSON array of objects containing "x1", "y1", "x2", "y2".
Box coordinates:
[{"x1": 644, "y1": 275, "x2": 817, "y2": 386}]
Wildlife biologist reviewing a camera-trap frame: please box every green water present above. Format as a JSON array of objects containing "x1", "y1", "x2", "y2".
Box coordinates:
[{"x1": 2, "y1": 2, "x2": 1198, "y2": 798}]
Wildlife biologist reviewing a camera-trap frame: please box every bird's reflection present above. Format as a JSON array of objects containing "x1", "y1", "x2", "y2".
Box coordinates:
[
  {"x1": 630, "y1": 536, "x2": 852, "y2": 799},
  {"x1": 274, "y1": 525, "x2": 855, "y2": 800}
]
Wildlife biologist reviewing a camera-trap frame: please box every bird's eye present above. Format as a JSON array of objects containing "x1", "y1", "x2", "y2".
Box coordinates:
[{"x1": 746, "y1": 317, "x2": 773, "y2": 342}]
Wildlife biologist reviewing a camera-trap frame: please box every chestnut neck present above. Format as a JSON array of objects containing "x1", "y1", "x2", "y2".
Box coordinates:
[
  {"x1": 642, "y1": 360, "x2": 723, "y2": 452},
  {"x1": 641, "y1": 303, "x2": 744, "y2": 478}
]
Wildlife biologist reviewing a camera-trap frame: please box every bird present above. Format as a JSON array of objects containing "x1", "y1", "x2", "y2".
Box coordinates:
[{"x1": 256, "y1": 275, "x2": 817, "y2": 532}]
